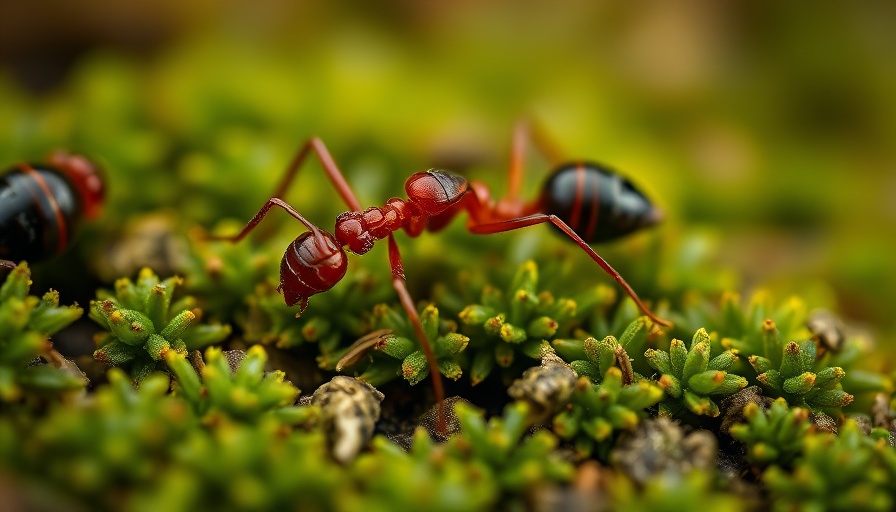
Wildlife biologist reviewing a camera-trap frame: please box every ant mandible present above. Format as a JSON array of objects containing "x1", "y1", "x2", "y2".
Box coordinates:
[
  {"x1": 0, "y1": 151, "x2": 105, "y2": 270},
  {"x1": 210, "y1": 122, "x2": 670, "y2": 432}
]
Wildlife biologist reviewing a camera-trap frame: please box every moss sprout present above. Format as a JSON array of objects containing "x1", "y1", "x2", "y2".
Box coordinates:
[
  {"x1": 646, "y1": 328, "x2": 748, "y2": 418},
  {"x1": 0, "y1": 262, "x2": 86, "y2": 401},
  {"x1": 747, "y1": 327, "x2": 854, "y2": 418},
  {"x1": 165, "y1": 345, "x2": 304, "y2": 425},
  {"x1": 447, "y1": 401, "x2": 575, "y2": 496},
  {"x1": 90, "y1": 268, "x2": 231, "y2": 382},
  {"x1": 764, "y1": 420, "x2": 896, "y2": 511},
  {"x1": 729, "y1": 398, "x2": 813, "y2": 467},
  {"x1": 333, "y1": 303, "x2": 469, "y2": 387},
  {"x1": 552, "y1": 368, "x2": 664, "y2": 460},
  {"x1": 455, "y1": 261, "x2": 582, "y2": 384},
  {"x1": 562, "y1": 316, "x2": 656, "y2": 382}
]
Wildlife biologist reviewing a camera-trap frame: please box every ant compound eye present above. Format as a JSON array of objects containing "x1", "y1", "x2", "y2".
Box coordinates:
[
  {"x1": 279, "y1": 232, "x2": 348, "y2": 311},
  {"x1": 405, "y1": 170, "x2": 467, "y2": 215}
]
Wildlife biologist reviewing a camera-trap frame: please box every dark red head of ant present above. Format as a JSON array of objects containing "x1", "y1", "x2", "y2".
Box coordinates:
[
  {"x1": 210, "y1": 123, "x2": 669, "y2": 433},
  {"x1": 0, "y1": 151, "x2": 105, "y2": 269}
]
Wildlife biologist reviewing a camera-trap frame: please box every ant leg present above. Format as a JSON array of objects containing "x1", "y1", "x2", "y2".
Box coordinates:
[
  {"x1": 469, "y1": 213, "x2": 672, "y2": 327},
  {"x1": 506, "y1": 119, "x2": 565, "y2": 201},
  {"x1": 207, "y1": 198, "x2": 328, "y2": 245},
  {"x1": 272, "y1": 137, "x2": 363, "y2": 212},
  {"x1": 0, "y1": 260, "x2": 16, "y2": 270},
  {"x1": 507, "y1": 122, "x2": 527, "y2": 201},
  {"x1": 387, "y1": 234, "x2": 447, "y2": 435}
]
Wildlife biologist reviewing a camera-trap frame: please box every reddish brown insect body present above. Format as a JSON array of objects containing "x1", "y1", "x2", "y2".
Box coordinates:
[
  {"x1": 210, "y1": 124, "x2": 669, "y2": 433},
  {"x1": 0, "y1": 151, "x2": 104, "y2": 270}
]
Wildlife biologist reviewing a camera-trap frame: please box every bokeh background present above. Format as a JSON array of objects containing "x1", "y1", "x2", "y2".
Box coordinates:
[{"x1": 2, "y1": 1, "x2": 894, "y2": 359}]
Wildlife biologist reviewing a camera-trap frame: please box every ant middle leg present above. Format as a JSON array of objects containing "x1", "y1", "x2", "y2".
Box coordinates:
[
  {"x1": 468, "y1": 213, "x2": 672, "y2": 327},
  {"x1": 272, "y1": 137, "x2": 363, "y2": 212}
]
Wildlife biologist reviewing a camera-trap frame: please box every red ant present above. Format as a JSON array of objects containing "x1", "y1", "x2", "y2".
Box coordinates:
[
  {"x1": 1, "y1": 151, "x2": 104, "y2": 270},
  {"x1": 210, "y1": 122, "x2": 669, "y2": 432}
]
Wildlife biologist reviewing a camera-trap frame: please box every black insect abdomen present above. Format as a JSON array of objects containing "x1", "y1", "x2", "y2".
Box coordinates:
[
  {"x1": 541, "y1": 162, "x2": 660, "y2": 244},
  {"x1": 0, "y1": 165, "x2": 80, "y2": 262}
]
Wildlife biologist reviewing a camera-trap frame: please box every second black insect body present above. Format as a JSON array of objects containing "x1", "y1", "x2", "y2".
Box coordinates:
[
  {"x1": 0, "y1": 151, "x2": 104, "y2": 268},
  {"x1": 540, "y1": 162, "x2": 661, "y2": 244}
]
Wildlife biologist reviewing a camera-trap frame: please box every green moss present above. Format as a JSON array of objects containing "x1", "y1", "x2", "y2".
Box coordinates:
[
  {"x1": 764, "y1": 420, "x2": 896, "y2": 511},
  {"x1": 646, "y1": 328, "x2": 748, "y2": 418},
  {"x1": 729, "y1": 398, "x2": 813, "y2": 467},
  {"x1": 2, "y1": 22, "x2": 896, "y2": 508},
  {"x1": 91, "y1": 268, "x2": 231, "y2": 382},
  {"x1": 0, "y1": 263, "x2": 86, "y2": 401},
  {"x1": 552, "y1": 369, "x2": 664, "y2": 461}
]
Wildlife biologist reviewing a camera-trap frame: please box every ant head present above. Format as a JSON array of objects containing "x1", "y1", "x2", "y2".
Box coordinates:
[
  {"x1": 46, "y1": 150, "x2": 105, "y2": 220},
  {"x1": 279, "y1": 230, "x2": 348, "y2": 313},
  {"x1": 405, "y1": 170, "x2": 467, "y2": 215}
]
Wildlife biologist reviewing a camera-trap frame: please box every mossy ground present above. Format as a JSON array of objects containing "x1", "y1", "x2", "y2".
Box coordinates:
[{"x1": 2, "y1": 4, "x2": 896, "y2": 510}]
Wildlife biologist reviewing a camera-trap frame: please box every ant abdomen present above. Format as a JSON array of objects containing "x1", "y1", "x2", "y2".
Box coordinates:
[
  {"x1": 540, "y1": 162, "x2": 661, "y2": 244},
  {"x1": 279, "y1": 231, "x2": 347, "y2": 311}
]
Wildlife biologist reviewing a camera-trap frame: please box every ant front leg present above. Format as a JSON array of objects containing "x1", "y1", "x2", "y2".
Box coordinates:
[
  {"x1": 207, "y1": 198, "x2": 328, "y2": 244},
  {"x1": 387, "y1": 234, "x2": 447, "y2": 435},
  {"x1": 469, "y1": 213, "x2": 672, "y2": 328}
]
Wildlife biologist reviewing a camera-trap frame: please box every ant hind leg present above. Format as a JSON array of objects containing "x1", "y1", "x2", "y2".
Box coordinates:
[{"x1": 468, "y1": 213, "x2": 672, "y2": 327}]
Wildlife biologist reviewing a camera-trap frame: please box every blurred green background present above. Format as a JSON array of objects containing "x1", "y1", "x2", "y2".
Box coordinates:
[{"x1": 2, "y1": 1, "x2": 894, "y2": 357}]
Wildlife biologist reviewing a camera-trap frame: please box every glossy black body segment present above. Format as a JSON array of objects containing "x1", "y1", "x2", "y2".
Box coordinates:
[
  {"x1": 0, "y1": 164, "x2": 81, "y2": 262},
  {"x1": 540, "y1": 161, "x2": 661, "y2": 244}
]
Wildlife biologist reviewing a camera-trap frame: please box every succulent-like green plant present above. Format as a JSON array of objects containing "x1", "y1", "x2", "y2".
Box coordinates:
[
  {"x1": 0, "y1": 262, "x2": 86, "y2": 401},
  {"x1": 810, "y1": 311, "x2": 893, "y2": 400},
  {"x1": 0, "y1": 369, "x2": 197, "y2": 510},
  {"x1": 132, "y1": 418, "x2": 344, "y2": 512},
  {"x1": 552, "y1": 369, "x2": 664, "y2": 460},
  {"x1": 241, "y1": 268, "x2": 390, "y2": 355},
  {"x1": 334, "y1": 303, "x2": 469, "y2": 387},
  {"x1": 645, "y1": 328, "x2": 747, "y2": 418},
  {"x1": 165, "y1": 345, "x2": 305, "y2": 425},
  {"x1": 350, "y1": 431, "x2": 498, "y2": 512},
  {"x1": 560, "y1": 316, "x2": 656, "y2": 382},
  {"x1": 610, "y1": 471, "x2": 747, "y2": 512},
  {"x1": 447, "y1": 400, "x2": 575, "y2": 497},
  {"x1": 764, "y1": 419, "x2": 896, "y2": 511},
  {"x1": 675, "y1": 291, "x2": 809, "y2": 355},
  {"x1": 91, "y1": 268, "x2": 231, "y2": 382},
  {"x1": 747, "y1": 322, "x2": 853, "y2": 416},
  {"x1": 456, "y1": 261, "x2": 579, "y2": 384},
  {"x1": 182, "y1": 226, "x2": 275, "y2": 320},
  {"x1": 728, "y1": 398, "x2": 813, "y2": 467}
]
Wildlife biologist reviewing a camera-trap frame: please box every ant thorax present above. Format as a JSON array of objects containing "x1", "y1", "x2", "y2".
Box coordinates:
[{"x1": 334, "y1": 199, "x2": 417, "y2": 254}]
